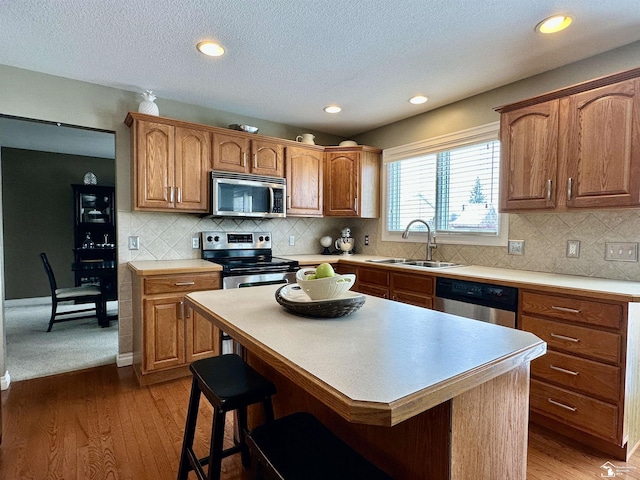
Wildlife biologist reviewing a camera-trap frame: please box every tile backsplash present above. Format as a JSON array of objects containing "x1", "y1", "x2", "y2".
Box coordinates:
[{"x1": 115, "y1": 208, "x2": 640, "y2": 357}]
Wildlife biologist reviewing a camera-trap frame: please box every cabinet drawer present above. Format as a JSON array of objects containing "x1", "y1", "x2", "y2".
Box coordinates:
[
  {"x1": 358, "y1": 283, "x2": 389, "y2": 299},
  {"x1": 391, "y1": 273, "x2": 434, "y2": 296},
  {"x1": 531, "y1": 350, "x2": 621, "y2": 403},
  {"x1": 530, "y1": 379, "x2": 619, "y2": 442},
  {"x1": 521, "y1": 315, "x2": 621, "y2": 364},
  {"x1": 358, "y1": 267, "x2": 389, "y2": 287},
  {"x1": 144, "y1": 273, "x2": 220, "y2": 295},
  {"x1": 393, "y1": 291, "x2": 433, "y2": 309},
  {"x1": 521, "y1": 291, "x2": 622, "y2": 329}
]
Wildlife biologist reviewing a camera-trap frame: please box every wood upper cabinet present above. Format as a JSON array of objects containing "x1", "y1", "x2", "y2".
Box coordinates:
[
  {"x1": 564, "y1": 78, "x2": 640, "y2": 208},
  {"x1": 323, "y1": 146, "x2": 380, "y2": 217},
  {"x1": 285, "y1": 145, "x2": 323, "y2": 216},
  {"x1": 127, "y1": 113, "x2": 210, "y2": 213},
  {"x1": 500, "y1": 100, "x2": 558, "y2": 211},
  {"x1": 212, "y1": 132, "x2": 284, "y2": 177},
  {"x1": 498, "y1": 69, "x2": 640, "y2": 212}
]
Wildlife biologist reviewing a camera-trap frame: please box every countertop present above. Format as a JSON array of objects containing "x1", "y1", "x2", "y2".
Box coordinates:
[
  {"x1": 282, "y1": 254, "x2": 640, "y2": 302},
  {"x1": 127, "y1": 259, "x2": 222, "y2": 275},
  {"x1": 186, "y1": 284, "x2": 546, "y2": 426}
]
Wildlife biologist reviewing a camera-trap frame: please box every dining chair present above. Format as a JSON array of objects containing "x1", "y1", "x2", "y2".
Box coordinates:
[{"x1": 40, "y1": 252, "x2": 104, "y2": 332}]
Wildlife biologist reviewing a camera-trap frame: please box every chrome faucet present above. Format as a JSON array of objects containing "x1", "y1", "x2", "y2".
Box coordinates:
[{"x1": 402, "y1": 219, "x2": 437, "y2": 261}]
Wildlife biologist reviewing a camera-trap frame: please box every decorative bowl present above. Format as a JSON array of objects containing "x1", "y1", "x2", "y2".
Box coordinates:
[
  {"x1": 229, "y1": 124, "x2": 259, "y2": 134},
  {"x1": 295, "y1": 268, "x2": 355, "y2": 300},
  {"x1": 275, "y1": 284, "x2": 365, "y2": 318}
]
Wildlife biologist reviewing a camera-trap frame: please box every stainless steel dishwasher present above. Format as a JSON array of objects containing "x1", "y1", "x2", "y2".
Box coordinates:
[{"x1": 435, "y1": 277, "x2": 518, "y2": 328}]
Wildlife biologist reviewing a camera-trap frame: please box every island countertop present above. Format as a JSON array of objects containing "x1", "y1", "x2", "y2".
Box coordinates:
[{"x1": 186, "y1": 284, "x2": 546, "y2": 427}]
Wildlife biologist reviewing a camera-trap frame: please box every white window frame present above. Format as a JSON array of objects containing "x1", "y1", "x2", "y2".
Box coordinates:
[{"x1": 381, "y1": 122, "x2": 508, "y2": 246}]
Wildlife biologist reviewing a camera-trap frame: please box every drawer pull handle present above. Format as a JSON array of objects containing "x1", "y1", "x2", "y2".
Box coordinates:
[
  {"x1": 548, "y1": 398, "x2": 577, "y2": 412},
  {"x1": 550, "y1": 364, "x2": 579, "y2": 376},
  {"x1": 551, "y1": 305, "x2": 581, "y2": 314},
  {"x1": 546, "y1": 179, "x2": 552, "y2": 200},
  {"x1": 550, "y1": 333, "x2": 580, "y2": 343},
  {"x1": 174, "y1": 282, "x2": 196, "y2": 286}
]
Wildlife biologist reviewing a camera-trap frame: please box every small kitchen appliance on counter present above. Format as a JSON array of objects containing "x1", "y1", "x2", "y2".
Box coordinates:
[
  {"x1": 319, "y1": 236, "x2": 333, "y2": 255},
  {"x1": 334, "y1": 227, "x2": 354, "y2": 255}
]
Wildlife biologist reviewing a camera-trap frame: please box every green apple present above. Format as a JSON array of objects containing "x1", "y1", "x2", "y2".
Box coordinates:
[
  {"x1": 315, "y1": 263, "x2": 335, "y2": 279},
  {"x1": 306, "y1": 274, "x2": 317, "y2": 280}
]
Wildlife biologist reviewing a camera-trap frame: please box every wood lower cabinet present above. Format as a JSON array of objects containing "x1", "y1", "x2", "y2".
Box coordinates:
[
  {"x1": 498, "y1": 68, "x2": 640, "y2": 212},
  {"x1": 520, "y1": 289, "x2": 640, "y2": 459},
  {"x1": 323, "y1": 146, "x2": 380, "y2": 217},
  {"x1": 285, "y1": 145, "x2": 324, "y2": 216},
  {"x1": 352, "y1": 265, "x2": 434, "y2": 308},
  {"x1": 126, "y1": 113, "x2": 210, "y2": 212},
  {"x1": 132, "y1": 271, "x2": 221, "y2": 385}
]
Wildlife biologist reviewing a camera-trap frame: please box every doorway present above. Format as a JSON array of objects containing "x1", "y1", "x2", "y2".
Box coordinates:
[{"x1": 0, "y1": 115, "x2": 117, "y2": 382}]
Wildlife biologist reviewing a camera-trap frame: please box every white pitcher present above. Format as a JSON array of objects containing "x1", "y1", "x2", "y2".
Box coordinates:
[{"x1": 296, "y1": 133, "x2": 315, "y2": 145}]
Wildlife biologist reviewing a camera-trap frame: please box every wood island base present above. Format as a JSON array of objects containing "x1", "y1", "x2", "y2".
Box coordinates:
[{"x1": 247, "y1": 353, "x2": 530, "y2": 480}]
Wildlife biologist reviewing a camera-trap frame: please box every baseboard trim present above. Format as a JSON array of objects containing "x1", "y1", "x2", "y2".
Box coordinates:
[
  {"x1": 1, "y1": 370, "x2": 11, "y2": 390},
  {"x1": 117, "y1": 352, "x2": 133, "y2": 367}
]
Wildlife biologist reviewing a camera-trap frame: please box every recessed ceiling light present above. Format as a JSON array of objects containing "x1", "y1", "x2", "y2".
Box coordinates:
[
  {"x1": 197, "y1": 41, "x2": 225, "y2": 57},
  {"x1": 324, "y1": 105, "x2": 342, "y2": 114},
  {"x1": 409, "y1": 95, "x2": 429, "y2": 105},
  {"x1": 536, "y1": 15, "x2": 573, "y2": 34}
]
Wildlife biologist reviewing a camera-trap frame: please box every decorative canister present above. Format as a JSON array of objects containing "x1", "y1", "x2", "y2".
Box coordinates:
[{"x1": 138, "y1": 90, "x2": 159, "y2": 116}]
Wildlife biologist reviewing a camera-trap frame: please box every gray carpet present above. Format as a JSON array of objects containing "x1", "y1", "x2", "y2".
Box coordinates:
[{"x1": 5, "y1": 300, "x2": 118, "y2": 382}]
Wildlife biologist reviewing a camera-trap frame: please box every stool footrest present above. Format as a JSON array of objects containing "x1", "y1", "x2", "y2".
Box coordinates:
[{"x1": 247, "y1": 412, "x2": 392, "y2": 480}]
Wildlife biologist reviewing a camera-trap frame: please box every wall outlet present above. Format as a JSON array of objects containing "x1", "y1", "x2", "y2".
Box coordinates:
[
  {"x1": 364, "y1": 235, "x2": 370, "y2": 246},
  {"x1": 605, "y1": 242, "x2": 638, "y2": 262},
  {"x1": 566, "y1": 240, "x2": 580, "y2": 258},
  {"x1": 289, "y1": 235, "x2": 295, "y2": 246},
  {"x1": 192, "y1": 236, "x2": 200, "y2": 249},
  {"x1": 507, "y1": 240, "x2": 525, "y2": 255},
  {"x1": 128, "y1": 236, "x2": 139, "y2": 250}
]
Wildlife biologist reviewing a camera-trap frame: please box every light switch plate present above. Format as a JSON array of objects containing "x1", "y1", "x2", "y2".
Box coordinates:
[
  {"x1": 566, "y1": 240, "x2": 580, "y2": 258},
  {"x1": 605, "y1": 242, "x2": 638, "y2": 262},
  {"x1": 508, "y1": 240, "x2": 525, "y2": 255},
  {"x1": 128, "y1": 236, "x2": 139, "y2": 250}
]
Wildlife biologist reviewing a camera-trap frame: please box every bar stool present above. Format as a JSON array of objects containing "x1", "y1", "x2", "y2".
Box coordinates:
[
  {"x1": 246, "y1": 411, "x2": 393, "y2": 480},
  {"x1": 177, "y1": 354, "x2": 277, "y2": 480}
]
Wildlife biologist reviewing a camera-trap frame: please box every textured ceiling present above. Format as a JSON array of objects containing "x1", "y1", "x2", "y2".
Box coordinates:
[{"x1": 1, "y1": 1, "x2": 640, "y2": 137}]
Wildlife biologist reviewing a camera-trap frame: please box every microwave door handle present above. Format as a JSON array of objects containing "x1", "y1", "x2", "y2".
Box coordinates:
[{"x1": 268, "y1": 187, "x2": 275, "y2": 214}]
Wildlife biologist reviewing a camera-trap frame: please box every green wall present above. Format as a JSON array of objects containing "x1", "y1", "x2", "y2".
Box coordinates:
[{"x1": 1, "y1": 148, "x2": 115, "y2": 299}]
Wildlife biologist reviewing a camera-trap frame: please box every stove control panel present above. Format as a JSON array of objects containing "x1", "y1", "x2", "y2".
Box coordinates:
[{"x1": 201, "y1": 231, "x2": 272, "y2": 250}]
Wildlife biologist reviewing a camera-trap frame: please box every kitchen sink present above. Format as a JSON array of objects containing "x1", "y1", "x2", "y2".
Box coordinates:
[
  {"x1": 366, "y1": 259, "x2": 462, "y2": 269},
  {"x1": 366, "y1": 258, "x2": 408, "y2": 264}
]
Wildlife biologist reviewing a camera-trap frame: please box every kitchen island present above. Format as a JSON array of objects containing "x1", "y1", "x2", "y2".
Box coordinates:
[{"x1": 185, "y1": 285, "x2": 546, "y2": 479}]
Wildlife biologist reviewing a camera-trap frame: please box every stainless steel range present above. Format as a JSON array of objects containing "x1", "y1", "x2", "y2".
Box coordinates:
[{"x1": 201, "y1": 231, "x2": 299, "y2": 289}]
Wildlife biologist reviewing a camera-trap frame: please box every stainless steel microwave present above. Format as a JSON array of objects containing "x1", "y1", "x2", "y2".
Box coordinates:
[{"x1": 209, "y1": 171, "x2": 286, "y2": 218}]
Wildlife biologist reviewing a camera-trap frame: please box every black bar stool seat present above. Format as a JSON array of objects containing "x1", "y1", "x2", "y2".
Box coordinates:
[
  {"x1": 247, "y1": 411, "x2": 393, "y2": 480},
  {"x1": 177, "y1": 354, "x2": 276, "y2": 480}
]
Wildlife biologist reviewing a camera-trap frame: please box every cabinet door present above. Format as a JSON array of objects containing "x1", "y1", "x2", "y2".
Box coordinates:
[
  {"x1": 143, "y1": 296, "x2": 185, "y2": 372},
  {"x1": 212, "y1": 132, "x2": 250, "y2": 173},
  {"x1": 391, "y1": 273, "x2": 434, "y2": 308},
  {"x1": 499, "y1": 100, "x2": 558, "y2": 211},
  {"x1": 285, "y1": 146, "x2": 323, "y2": 216},
  {"x1": 565, "y1": 78, "x2": 640, "y2": 208},
  {"x1": 135, "y1": 121, "x2": 175, "y2": 209},
  {"x1": 252, "y1": 139, "x2": 284, "y2": 177},
  {"x1": 186, "y1": 309, "x2": 220, "y2": 363},
  {"x1": 174, "y1": 126, "x2": 210, "y2": 212},
  {"x1": 324, "y1": 151, "x2": 359, "y2": 216}
]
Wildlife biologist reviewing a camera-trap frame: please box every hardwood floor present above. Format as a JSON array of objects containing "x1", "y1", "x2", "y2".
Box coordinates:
[{"x1": 1, "y1": 364, "x2": 639, "y2": 479}]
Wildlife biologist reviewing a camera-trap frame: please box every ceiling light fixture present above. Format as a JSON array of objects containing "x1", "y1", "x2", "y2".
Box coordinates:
[
  {"x1": 409, "y1": 95, "x2": 429, "y2": 105},
  {"x1": 197, "y1": 41, "x2": 225, "y2": 57},
  {"x1": 536, "y1": 15, "x2": 573, "y2": 34},
  {"x1": 324, "y1": 105, "x2": 342, "y2": 114}
]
